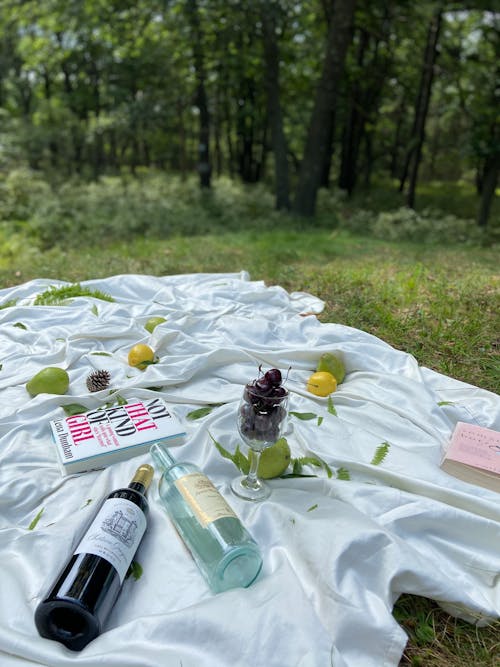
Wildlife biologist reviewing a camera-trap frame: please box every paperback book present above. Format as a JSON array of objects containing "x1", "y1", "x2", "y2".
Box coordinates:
[
  {"x1": 50, "y1": 397, "x2": 186, "y2": 475},
  {"x1": 440, "y1": 421, "x2": 500, "y2": 493}
]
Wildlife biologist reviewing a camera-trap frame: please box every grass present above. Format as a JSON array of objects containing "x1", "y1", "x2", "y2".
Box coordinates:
[
  {"x1": 0, "y1": 175, "x2": 499, "y2": 664},
  {"x1": 395, "y1": 595, "x2": 499, "y2": 666},
  {"x1": 2, "y1": 228, "x2": 498, "y2": 393}
]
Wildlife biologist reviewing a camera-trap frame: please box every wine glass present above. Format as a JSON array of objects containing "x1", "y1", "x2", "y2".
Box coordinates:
[{"x1": 230, "y1": 383, "x2": 289, "y2": 502}]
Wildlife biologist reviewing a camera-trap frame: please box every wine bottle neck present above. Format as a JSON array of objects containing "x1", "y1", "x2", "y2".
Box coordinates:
[{"x1": 128, "y1": 464, "x2": 154, "y2": 495}]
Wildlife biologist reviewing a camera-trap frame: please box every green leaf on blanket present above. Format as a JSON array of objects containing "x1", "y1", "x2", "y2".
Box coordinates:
[
  {"x1": 327, "y1": 396, "x2": 337, "y2": 416},
  {"x1": 290, "y1": 456, "x2": 333, "y2": 479},
  {"x1": 81, "y1": 499, "x2": 93, "y2": 508},
  {"x1": 209, "y1": 432, "x2": 250, "y2": 474},
  {"x1": 62, "y1": 403, "x2": 88, "y2": 416},
  {"x1": 317, "y1": 416, "x2": 323, "y2": 426},
  {"x1": 0, "y1": 364, "x2": 2, "y2": 371},
  {"x1": 126, "y1": 560, "x2": 143, "y2": 581},
  {"x1": 13, "y1": 322, "x2": 27, "y2": 329},
  {"x1": 336, "y1": 467, "x2": 351, "y2": 480},
  {"x1": 186, "y1": 404, "x2": 224, "y2": 420},
  {"x1": 34, "y1": 284, "x2": 115, "y2": 306},
  {"x1": 103, "y1": 394, "x2": 128, "y2": 409},
  {"x1": 0, "y1": 299, "x2": 17, "y2": 309},
  {"x1": 290, "y1": 411, "x2": 317, "y2": 420},
  {"x1": 280, "y1": 473, "x2": 317, "y2": 478},
  {"x1": 371, "y1": 441, "x2": 390, "y2": 465},
  {"x1": 28, "y1": 507, "x2": 44, "y2": 530},
  {"x1": 307, "y1": 504, "x2": 318, "y2": 512},
  {"x1": 91, "y1": 304, "x2": 99, "y2": 316},
  {"x1": 437, "y1": 401, "x2": 455, "y2": 406},
  {"x1": 91, "y1": 352, "x2": 112, "y2": 357}
]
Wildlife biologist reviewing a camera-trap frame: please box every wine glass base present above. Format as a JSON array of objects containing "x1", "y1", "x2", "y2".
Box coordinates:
[{"x1": 230, "y1": 475, "x2": 271, "y2": 502}]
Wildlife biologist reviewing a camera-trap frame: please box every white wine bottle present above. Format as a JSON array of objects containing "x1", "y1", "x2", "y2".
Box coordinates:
[
  {"x1": 150, "y1": 443, "x2": 262, "y2": 593},
  {"x1": 35, "y1": 464, "x2": 154, "y2": 651}
]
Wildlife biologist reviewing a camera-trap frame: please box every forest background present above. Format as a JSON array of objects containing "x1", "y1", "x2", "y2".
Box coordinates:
[
  {"x1": 0, "y1": 1, "x2": 499, "y2": 665},
  {"x1": 0, "y1": 0, "x2": 498, "y2": 231}
]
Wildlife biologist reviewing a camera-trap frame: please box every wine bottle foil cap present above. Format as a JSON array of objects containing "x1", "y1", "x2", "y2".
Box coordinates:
[{"x1": 132, "y1": 464, "x2": 154, "y2": 489}]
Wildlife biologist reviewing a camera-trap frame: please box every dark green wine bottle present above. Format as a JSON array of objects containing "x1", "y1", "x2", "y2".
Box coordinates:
[{"x1": 34, "y1": 464, "x2": 154, "y2": 651}]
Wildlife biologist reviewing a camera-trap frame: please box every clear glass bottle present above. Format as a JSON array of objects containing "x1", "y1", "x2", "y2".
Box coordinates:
[{"x1": 150, "y1": 443, "x2": 263, "y2": 593}]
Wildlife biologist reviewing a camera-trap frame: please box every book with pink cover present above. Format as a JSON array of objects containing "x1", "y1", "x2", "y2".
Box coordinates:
[{"x1": 441, "y1": 421, "x2": 500, "y2": 493}]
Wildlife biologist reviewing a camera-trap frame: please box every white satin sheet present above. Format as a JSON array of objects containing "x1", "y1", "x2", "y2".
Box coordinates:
[{"x1": 0, "y1": 272, "x2": 498, "y2": 667}]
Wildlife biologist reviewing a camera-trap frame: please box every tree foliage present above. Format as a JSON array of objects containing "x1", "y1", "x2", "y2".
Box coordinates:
[{"x1": 0, "y1": 0, "x2": 498, "y2": 226}]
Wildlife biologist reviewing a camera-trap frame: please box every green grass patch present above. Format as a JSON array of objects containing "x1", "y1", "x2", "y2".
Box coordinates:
[{"x1": 1, "y1": 228, "x2": 498, "y2": 393}]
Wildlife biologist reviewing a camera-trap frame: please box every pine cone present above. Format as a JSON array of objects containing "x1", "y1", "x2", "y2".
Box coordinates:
[{"x1": 86, "y1": 369, "x2": 111, "y2": 393}]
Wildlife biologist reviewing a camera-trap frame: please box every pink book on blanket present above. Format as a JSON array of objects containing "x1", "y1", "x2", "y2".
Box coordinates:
[{"x1": 443, "y1": 422, "x2": 500, "y2": 474}]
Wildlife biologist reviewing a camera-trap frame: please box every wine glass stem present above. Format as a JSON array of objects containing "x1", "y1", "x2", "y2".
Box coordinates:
[{"x1": 246, "y1": 450, "x2": 261, "y2": 489}]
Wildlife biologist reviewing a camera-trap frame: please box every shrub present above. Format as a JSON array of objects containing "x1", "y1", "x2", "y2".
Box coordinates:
[
  {"x1": 339, "y1": 206, "x2": 482, "y2": 244},
  {"x1": 0, "y1": 168, "x2": 53, "y2": 221},
  {"x1": 28, "y1": 173, "x2": 286, "y2": 246}
]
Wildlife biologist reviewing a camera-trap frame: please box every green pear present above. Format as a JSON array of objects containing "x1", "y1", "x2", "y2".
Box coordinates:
[
  {"x1": 249, "y1": 437, "x2": 291, "y2": 479},
  {"x1": 26, "y1": 367, "x2": 69, "y2": 396},
  {"x1": 316, "y1": 352, "x2": 346, "y2": 384}
]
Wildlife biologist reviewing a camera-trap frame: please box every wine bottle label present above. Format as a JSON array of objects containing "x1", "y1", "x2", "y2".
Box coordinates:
[
  {"x1": 175, "y1": 472, "x2": 238, "y2": 527},
  {"x1": 75, "y1": 498, "x2": 147, "y2": 583}
]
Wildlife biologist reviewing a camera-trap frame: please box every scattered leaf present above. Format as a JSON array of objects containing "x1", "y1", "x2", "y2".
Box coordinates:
[
  {"x1": 91, "y1": 304, "x2": 99, "y2": 316},
  {"x1": 62, "y1": 403, "x2": 88, "y2": 416},
  {"x1": 371, "y1": 441, "x2": 390, "y2": 466},
  {"x1": 13, "y1": 322, "x2": 27, "y2": 329},
  {"x1": 317, "y1": 416, "x2": 323, "y2": 426},
  {"x1": 290, "y1": 456, "x2": 333, "y2": 478},
  {"x1": 102, "y1": 395, "x2": 128, "y2": 409},
  {"x1": 327, "y1": 396, "x2": 337, "y2": 416},
  {"x1": 209, "y1": 432, "x2": 250, "y2": 474},
  {"x1": 91, "y1": 352, "x2": 112, "y2": 357},
  {"x1": 437, "y1": 401, "x2": 455, "y2": 406},
  {"x1": 82, "y1": 499, "x2": 93, "y2": 507},
  {"x1": 186, "y1": 405, "x2": 223, "y2": 420},
  {"x1": 336, "y1": 467, "x2": 351, "y2": 481},
  {"x1": 0, "y1": 299, "x2": 17, "y2": 309},
  {"x1": 126, "y1": 560, "x2": 143, "y2": 581},
  {"x1": 28, "y1": 507, "x2": 45, "y2": 530},
  {"x1": 307, "y1": 503, "x2": 318, "y2": 512},
  {"x1": 290, "y1": 411, "x2": 317, "y2": 421},
  {"x1": 136, "y1": 358, "x2": 158, "y2": 368},
  {"x1": 280, "y1": 473, "x2": 317, "y2": 478}
]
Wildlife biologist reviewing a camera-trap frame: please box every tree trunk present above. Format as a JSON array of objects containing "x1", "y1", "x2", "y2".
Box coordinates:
[
  {"x1": 261, "y1": 3, "x2": 290, "y2": 210},
  {"x1": 389, "y1": 93, "x2": 407, "y2": 179},
  {"x1": 293, "y1": 0, "x2": 356, "y2": 217},
  {"x1": 237, "y1": 75, "x2": 259, "y2": 183},
  {"x1": 338, "y1": 28, "x2": 369, "y2": 194},
  {"x1": 399, "y1": 8, "x2": 442, "y2": 208},
  {"x1": 477, "y1": 152, "x2": 499, "y2": 227},
  {"x1": 42, "y1": 68, "x2": 59, "y2": 169},
  {"x1": 187, "y1": 0, "x2": 211, "y2": 188}
]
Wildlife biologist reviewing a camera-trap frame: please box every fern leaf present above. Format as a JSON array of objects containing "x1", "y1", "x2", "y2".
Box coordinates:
[
  {"x1": 371, "y1": 441, "x2": 390, "y2": 466},
  {"x1": 336, "y1": 467, "x2": 351, "y2": 481}
]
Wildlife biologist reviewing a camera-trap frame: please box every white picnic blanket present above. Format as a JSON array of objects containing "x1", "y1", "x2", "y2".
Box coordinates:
[{"x1": 0, "y1": 271, "x2": 498, "y2": 667}]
